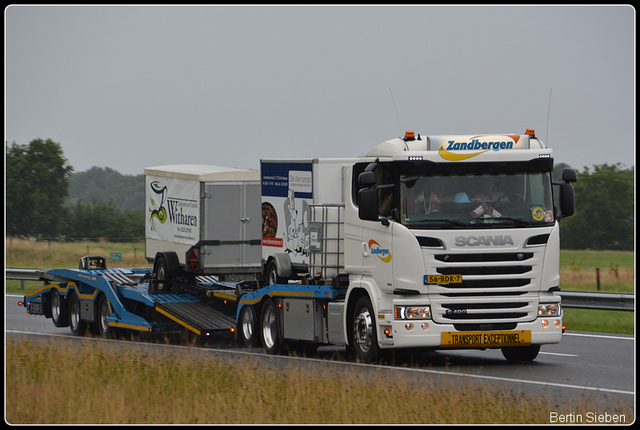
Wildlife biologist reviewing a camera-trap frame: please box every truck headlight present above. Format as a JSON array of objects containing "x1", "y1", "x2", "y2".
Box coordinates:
[
  {"x1": 395, "y1": 306, "x2": 431, "y2": 320},
  {"x1": 538, "y1": 303, "x2": 561, "y2": 317}
]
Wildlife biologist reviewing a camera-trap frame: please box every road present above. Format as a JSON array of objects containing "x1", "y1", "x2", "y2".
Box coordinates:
[{"x1": 6, "y1": 293, "x2": 635, "y2": 417}]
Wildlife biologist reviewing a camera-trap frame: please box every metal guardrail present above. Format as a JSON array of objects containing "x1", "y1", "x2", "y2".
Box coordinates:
[
  {"x1": 6, "y1": 268, "x2": 44, "y2": 281},
  {"x1": 6, "y1": 268, "x2": 635, "y2": 312},
  {"x1": 6, "y1": 268, "x2": 46, "y2": 291},
  {"x1": 554, "y1": 291, "x2": 634, "y2": 312}
]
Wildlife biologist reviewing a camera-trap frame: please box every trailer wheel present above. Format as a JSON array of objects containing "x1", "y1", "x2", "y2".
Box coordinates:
[
  {"x1": 265, "y1": 260, "x2": 285, "y2": 286},
  {"x1": 154, "y1": 252, "x2": 179, "y2": 292},
  {"x1": 501, "y1": 345, "x2": 540, "y2": 362},
  {"x1": 51, "y1": 288, "x2": 69, "y2": 327},
  {"x1": 95, "y1": 295, "x2": 112, "y2": 339},
  {"x1": 68, "y1": 292, "x2": 86, "y2": 336},
  {"x1": 260, "y1": 298, "x2": 281, "y2": 355},
  {"x1": 239, "y1": 305, "x2": 260, "y2": 348},
  {"x1": 352, "y1": 295, "x2": 378, "y2": 363}
]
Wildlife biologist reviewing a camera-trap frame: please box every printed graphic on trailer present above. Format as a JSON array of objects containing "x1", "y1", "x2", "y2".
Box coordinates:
[
  {"x1": 261, "y1": 162, "x2": 313, "y2": 262},
  {"x1": 146, "y1": 176, "x2": 200, "y2": 245}
]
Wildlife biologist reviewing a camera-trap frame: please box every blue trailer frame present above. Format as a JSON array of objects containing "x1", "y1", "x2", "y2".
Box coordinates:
[
  {"x1": 22, "y1": 265, "x2": 346, "y2": 346},
  {"x1": 23, "y1": 268, "x2": 162, "y2": 333},
  {"x1": 22, "y1": 267, "x2": 238, "y2": 336},
  {"x1": 236, "y1": 283, "x2": 343, "y2": 321}
]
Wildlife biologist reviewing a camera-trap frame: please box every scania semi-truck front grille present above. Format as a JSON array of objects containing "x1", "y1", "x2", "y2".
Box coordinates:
[{"x1": 430, "y1": 251, "x2": 541, "y2": 324}]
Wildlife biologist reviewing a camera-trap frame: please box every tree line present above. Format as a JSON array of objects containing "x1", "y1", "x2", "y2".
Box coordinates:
[
  {"x1": 6, "y1": 139, "x2": 144, "y2": 242},
  {"x1": 556, "y1": 163, "x2": 634, "y2": 250},
  {"x1": 68, "y1": 166, "x2": 144, "y2": 211},
  {"x1": 5, "y1": 138, "x2": 635, "y2": 250}
]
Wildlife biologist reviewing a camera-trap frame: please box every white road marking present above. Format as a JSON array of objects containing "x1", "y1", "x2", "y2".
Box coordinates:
[
  {"x1": 539, "y1": 352, "x2": 579, "y2": 357},
  {"x1": 563, "y1": 332, "x2": 634, "y2": 341}
]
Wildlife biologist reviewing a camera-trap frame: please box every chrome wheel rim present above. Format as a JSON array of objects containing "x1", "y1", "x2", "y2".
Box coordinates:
[
  {"x1": 51, "y1": 290, "x2": 61, "y2": 322},
  {"x1": 354, "y1": 308, "x2": 373, "y2": 353},
  {"x1": 241, "y1": 307, "x2": 254, "y2": 341},
  {"x1": 99, "y1": 299, "x2": 109, "y2": 334},
  {"x1": 262, "y1": 305, "x2": 277, "y2": 349},
  {"x1": 70, "y1": 297, "x2": 80, "y2": 330}
]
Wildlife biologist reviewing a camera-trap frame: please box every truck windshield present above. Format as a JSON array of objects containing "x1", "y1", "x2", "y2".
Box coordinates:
[{"x1": 400, "y1": 172, "x2": 554, "y2": 228}]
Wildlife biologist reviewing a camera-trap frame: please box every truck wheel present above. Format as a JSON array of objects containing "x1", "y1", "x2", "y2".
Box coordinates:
[
  {"x1": 239, "y1": 305, "x2": 259, "y2": 348},
  {"x1": 51, "y1": 288, "x2": 69, "y2": 327},
  {"x1": 260, "y1": 298, "x2": 281, "y2": 354},
  {"x1": 154, "y1": 254, "x2": 170, "y2": 291},
  {"x1": 352, "y1": 295, "x2": 378, "y2": 363},
  {"x1": 501, "y1": 345, "x2": 540, "y2": 362},
  {"x1": 95, "y1": 295, "x2": 112, "y2": 339},
  {"x1": 154, "y1": 252, "x2": 179, "y2": 292},
  {"x1": 68, "y1": 292, "x2": 86, "y2": 336},
  {"x1": 264, "y1": 260, "x2": 283, "y2": 286}
]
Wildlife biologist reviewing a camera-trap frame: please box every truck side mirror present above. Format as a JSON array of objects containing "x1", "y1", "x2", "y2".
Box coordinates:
[
  {"x1": 358, "y1": 188, "x2": 379, "y2": 221},
  {"x1": 358, "y1": 170, "x2": 377, "y2": 188},
  {"x1": 562, "y1": 168, "x2": 577, "y2": 183},
  {"x1": 559, "y1": 183, "x2": 575, "y2": 218}
]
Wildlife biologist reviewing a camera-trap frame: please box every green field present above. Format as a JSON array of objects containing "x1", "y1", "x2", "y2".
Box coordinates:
[
  {"x1": 560, "y1": 249, "x2": 634, "y2": 294},
  {"x1": 558, "y1": 250, "x2": 634, "y2": 334},
  {"x1": 6, "y1": 239, "x2": 635, "y2": 334}
]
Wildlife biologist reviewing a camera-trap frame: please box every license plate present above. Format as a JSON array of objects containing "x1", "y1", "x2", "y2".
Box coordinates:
[
  {"x1": 425, "y1": 274, "x2": 462, "y2": 284},
  {"x1": 441, "y1": 330, "x2": 531, "y2": 348}
]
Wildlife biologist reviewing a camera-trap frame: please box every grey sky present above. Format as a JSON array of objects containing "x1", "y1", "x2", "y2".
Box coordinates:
[{"x1": 5, "y1": 5, "x2": 635, "y2": 176}]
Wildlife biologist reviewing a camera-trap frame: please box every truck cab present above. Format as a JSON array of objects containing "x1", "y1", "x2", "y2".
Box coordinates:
[{"x1": 343, "y1": 130, "x2": 576, "y2": 362}]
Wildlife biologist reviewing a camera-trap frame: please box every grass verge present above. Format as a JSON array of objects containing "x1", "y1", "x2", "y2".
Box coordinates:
[
  {"x1": 563, "y1": 308, "x2": 634, "y2": 334},
  {"x1": 5, "y1": 237, "x2": 151, "y2": 271},
  {"x1": 5, "y1": 339, "x2": 633, "y2": 424}
]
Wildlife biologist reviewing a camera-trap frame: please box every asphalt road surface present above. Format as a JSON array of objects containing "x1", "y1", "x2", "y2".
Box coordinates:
[{"x1": 6, "y1": 293, "x2": 635, "y2": 420}]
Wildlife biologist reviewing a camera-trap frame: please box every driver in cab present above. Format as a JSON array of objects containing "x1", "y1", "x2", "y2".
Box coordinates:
[{"x1": 473, "y1": 176, "x2": 505, "y2": 202}]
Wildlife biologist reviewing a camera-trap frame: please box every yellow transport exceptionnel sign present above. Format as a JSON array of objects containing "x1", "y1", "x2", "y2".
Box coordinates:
[{"x1": 441, "y1": 330, "x2": 531, "y2": 348}]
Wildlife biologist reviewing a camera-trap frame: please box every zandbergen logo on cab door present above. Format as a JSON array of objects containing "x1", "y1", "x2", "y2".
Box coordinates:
[{"x1": 369, "y1": 240, "x2": 392, "y2": 263}]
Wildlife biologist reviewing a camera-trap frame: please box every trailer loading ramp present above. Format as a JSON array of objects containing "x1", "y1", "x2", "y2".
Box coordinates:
[{"x1": 153, "y1": 294, "x2": 236, "y2": 336}]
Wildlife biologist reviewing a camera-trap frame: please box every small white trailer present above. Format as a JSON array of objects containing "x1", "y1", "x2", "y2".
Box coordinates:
[{"x1": 144, "y1": 164, "x2": 262, "y2": 282}]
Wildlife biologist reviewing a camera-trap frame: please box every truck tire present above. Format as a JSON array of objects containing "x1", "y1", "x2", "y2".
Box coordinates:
[
  {"x1": 501, "y1": 345, "x2": 540, "y2": 362},
  {"x1": 264, "y1": 260, "x2": 285, "y2": 286},
  {"x1": 352, "y1": 295, "x2": 378, "y2": 363},
  {"x1": 154, "y1": 252, "x2": 179, "y2": 292},
  {"x1": 95, "y1": 294, "x2": 112, "y2": 339},
  {"x1": 239, "y1": 305, "x2": 259, "y2": 348},
  {"x1": 68, "y1": 292, "x2": 86, "y2": 336},
  {"x1": 260, "y1": 298, "x2": 281, "y2": 355},
  {"x1": 51, "y1": 288, "x2": 69, "y2": 327}
]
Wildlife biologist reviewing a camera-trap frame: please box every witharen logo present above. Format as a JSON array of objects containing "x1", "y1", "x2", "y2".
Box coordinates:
[
  {"x1": 148, "y1": 181, "x2": 198, "y2": 231},
  {"x1": 369, "y1": 240, "x2": 392, "y2": 263},
  {"x1": 149, "y1": 181, "x2": 168, "y2": 231}
]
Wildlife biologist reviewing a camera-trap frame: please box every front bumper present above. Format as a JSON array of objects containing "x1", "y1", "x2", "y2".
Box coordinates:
[{"x1": 378, "y1": 315, "x2": 563, "y2": 350}]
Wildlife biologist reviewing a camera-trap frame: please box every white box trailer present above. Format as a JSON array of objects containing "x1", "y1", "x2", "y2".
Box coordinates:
[
  {"x1": 260, "y1": 158, "x2": 357, "y2": 284},
  {"x1": 144, "y1": 165, "x2": 262, "y2": 281}
]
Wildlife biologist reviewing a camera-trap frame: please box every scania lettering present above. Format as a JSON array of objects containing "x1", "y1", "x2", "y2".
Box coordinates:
[
  {"x1": 21, "y1": 128, "x2": 575, "y2": 364},
  {"x1": 455, "y1": 235, "x2": 515, "y2": 246}
]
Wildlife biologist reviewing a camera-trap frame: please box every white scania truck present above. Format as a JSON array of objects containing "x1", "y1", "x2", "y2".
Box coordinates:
[
  {"x1": 252, "y1": 128, "x2": 576, "y2": 362},
  {"x1": 22, "y1": 129, "x2": 576, "y2": 363}
]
